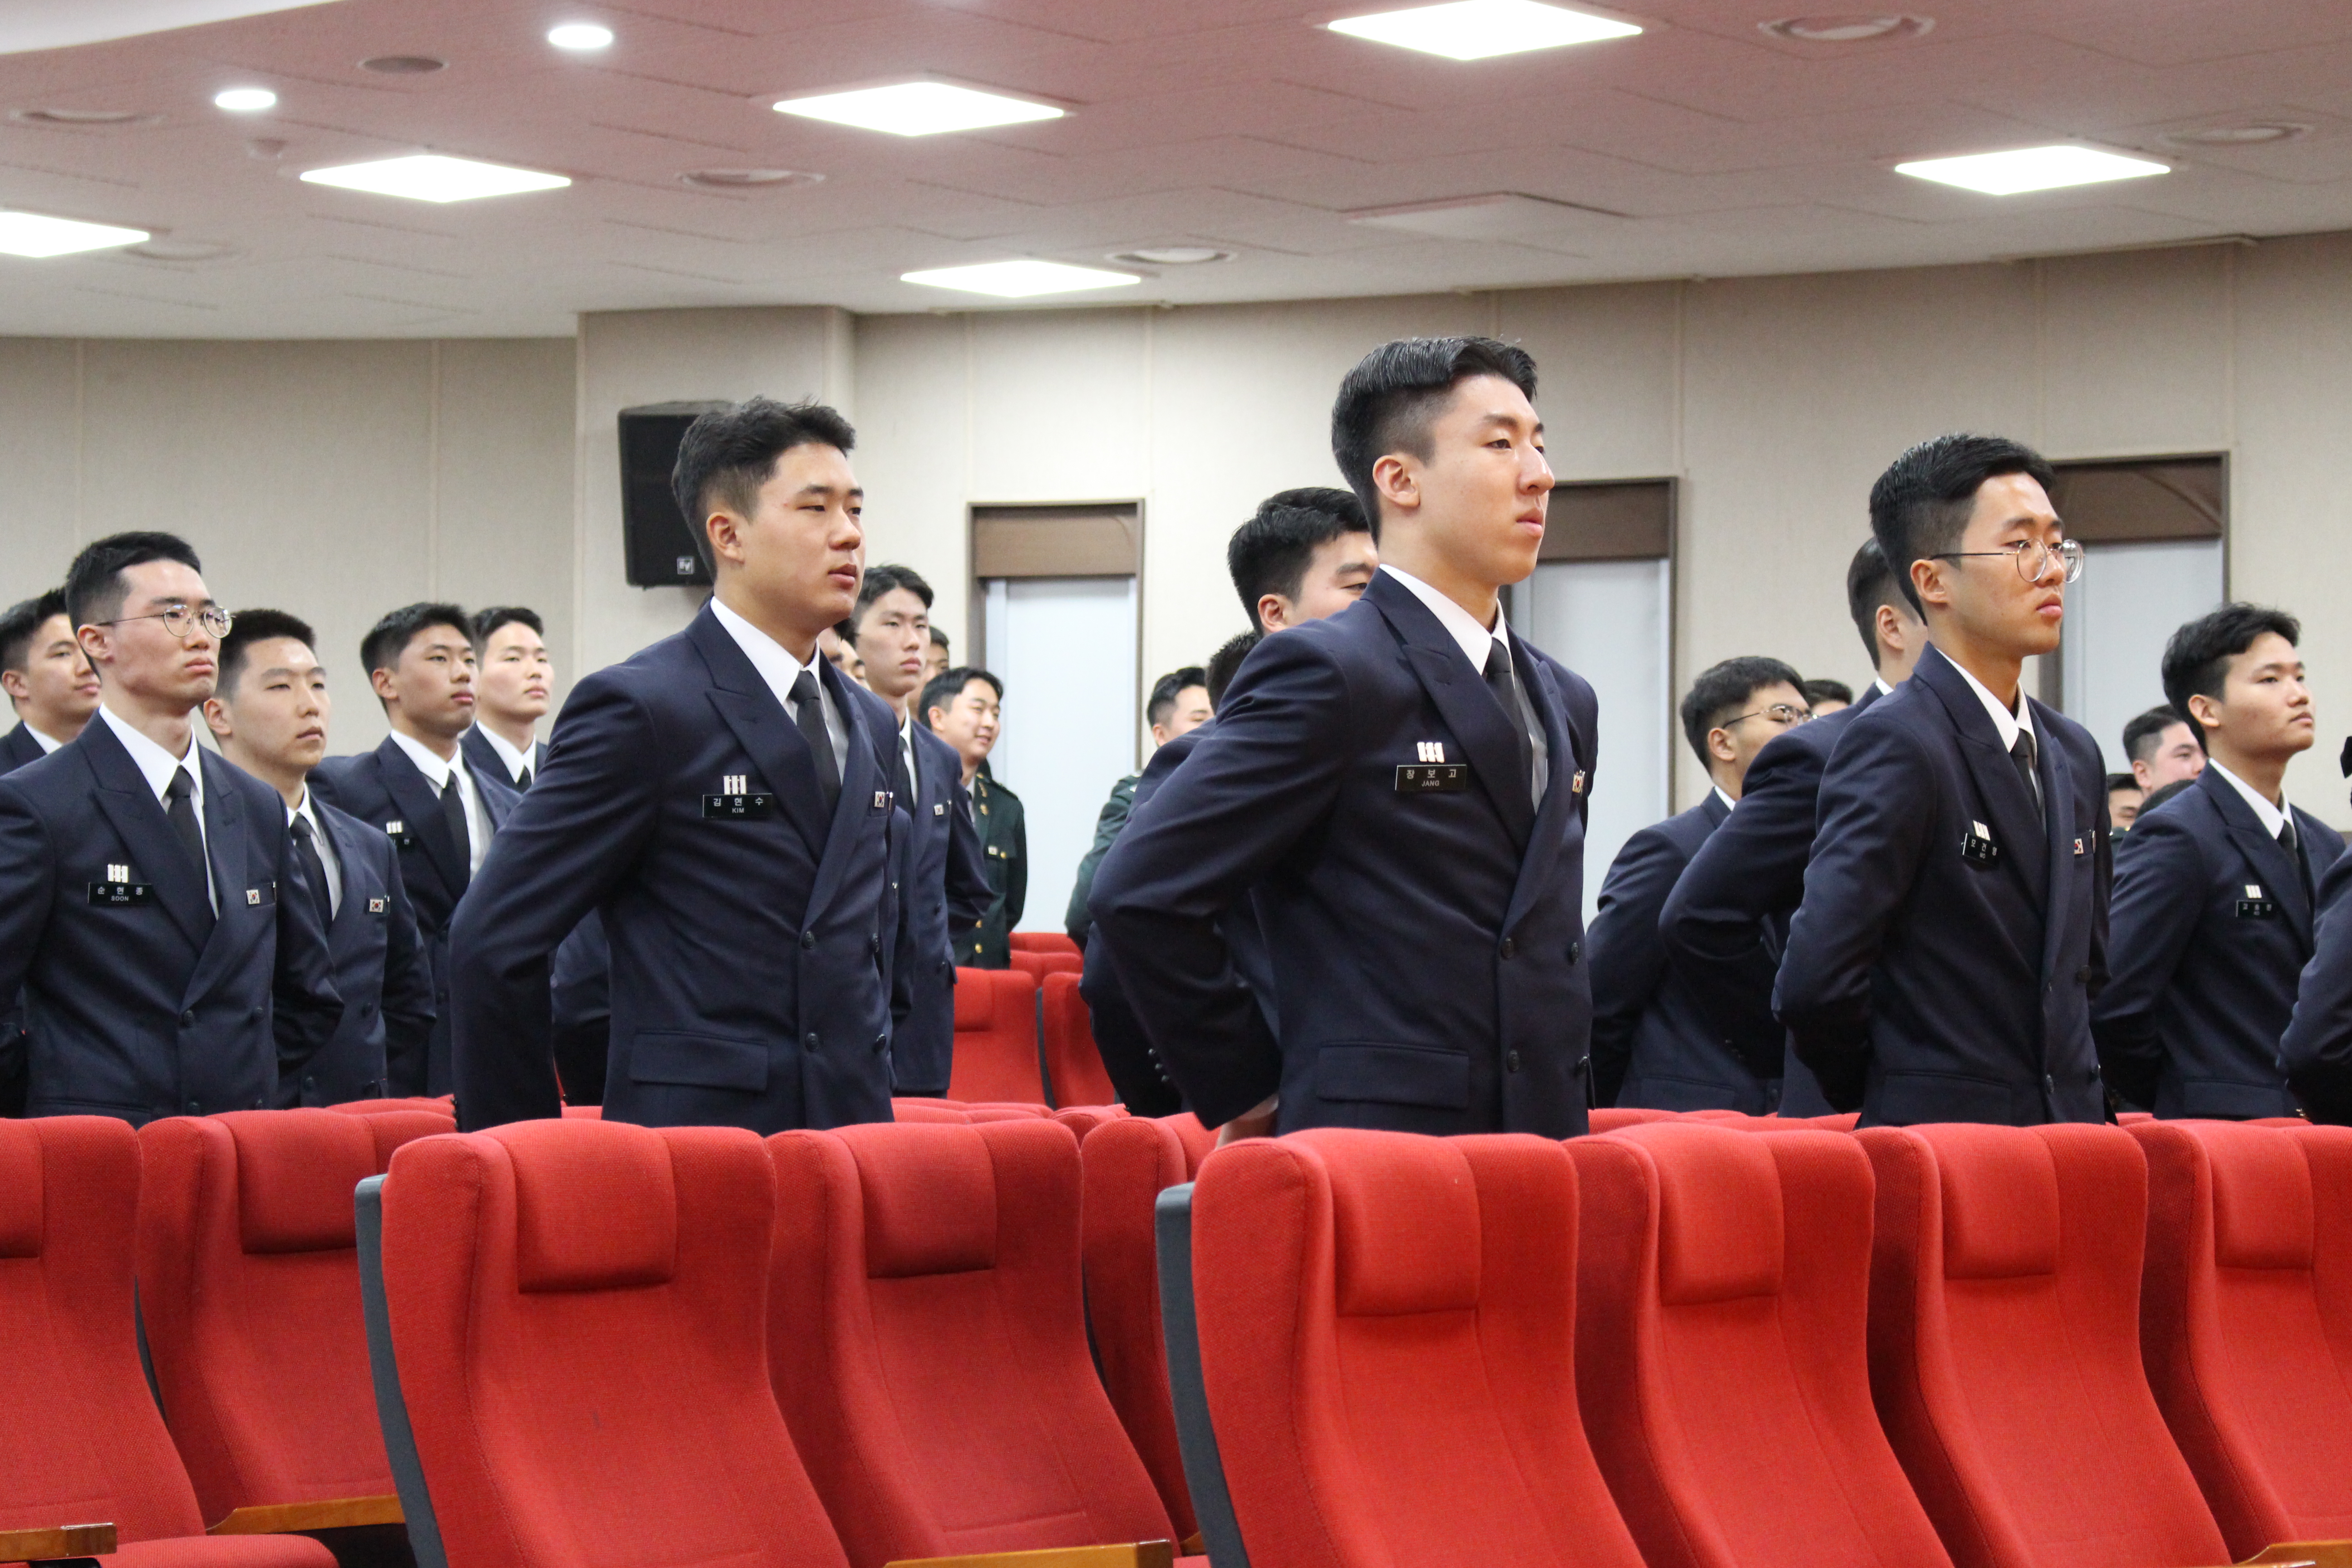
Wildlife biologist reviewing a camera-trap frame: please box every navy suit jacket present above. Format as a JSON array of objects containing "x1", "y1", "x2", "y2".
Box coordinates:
[
  {"x1": 0, "y1": 718, "x2": 342, "y2": 1124},
  {"x1": 2093, "y1": 767, "x2": 2343, "y2": 1118},
  {"x1": 281, "y1": 799, "x2": 436, "y2": 1106},
  {"x1": 2281, "y1": 849, "x2": 2352, "y2": 1125},
  {"x1": 889, "y1": 720, "x2": 992, "y2": 1097},
  {"x1": 0, "y1": 722, "x2": 50, "y2": 1114},
  {"x1": 1590, "y1": 792, "x2": 1781, "y2": 1112},
  {"x1": 460, "y1": 726, "x2": 545, "y2": 791},
  {"x1": 1090, "y1": 570, "x2": 1600, "y2": 1138},
  {"x1": 1658, "y1": 684, "x2": 1884, "y2": 1117},
  {"x1": 1775, "y1": 645, "x2": 2112, "y2": 1126},
  {"x1": 0, "y1": 722, "x2": 46, "y2": 773},
  {"x1": 448, "y1": 603, "x2": 909, "y2": 1134},
  {"x1": 312, "y1": 736, "x2": 517, "y2": 1096}
]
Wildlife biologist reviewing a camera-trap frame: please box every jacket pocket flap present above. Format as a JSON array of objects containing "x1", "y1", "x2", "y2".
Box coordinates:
[{"x1": 628, "y1": 1032, "x2": 769, "y2": 1092}]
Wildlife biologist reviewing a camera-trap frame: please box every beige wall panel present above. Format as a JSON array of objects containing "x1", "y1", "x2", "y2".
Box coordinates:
[
  {"x1": 1497, "y1": 281, "x2": 1681, "y2": 480},
  {"x1": 2039, "y1": 246, "x2": 2231, "y2": 460},
  {"x1": 965, "y1": 309, "x2": 1152, "y2": 506},
  {"x1": 853, "y1": 313, "x2": 977, "y2": 656},
  {"x1": 0, "y1": 338, "x2": 90, "y2": 610}
]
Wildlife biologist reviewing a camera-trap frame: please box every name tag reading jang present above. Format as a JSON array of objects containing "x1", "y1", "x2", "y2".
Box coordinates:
[{"x1": 1396, "y1": 763, "x2": 1468, "y2": 794}]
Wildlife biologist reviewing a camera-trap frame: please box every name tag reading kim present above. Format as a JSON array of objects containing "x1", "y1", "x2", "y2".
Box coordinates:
[
  {"x1": 2237, "y1": 883, "x2": 2279, "y2": 920},
  {"x1": 703, "y1": 791, "x2": 776, "y2": 820},
  {"x1": 1396, "y1": 763, "x2": 1468, "y2": 794},
  {"x1": 89, "y1": 862, "x2": 153, "y2": 906}
]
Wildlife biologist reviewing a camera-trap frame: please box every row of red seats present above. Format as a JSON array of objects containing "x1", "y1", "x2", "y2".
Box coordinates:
[{"x1": 952, "y1": 963, "x2": 1115, "y2": 1108}]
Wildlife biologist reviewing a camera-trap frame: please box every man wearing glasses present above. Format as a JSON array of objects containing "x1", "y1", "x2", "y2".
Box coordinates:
[
  {"x1": 0, "y1": 531, "x2": 342, "y2": 1124},
  {"x1": 1776, "y1": 434, "x2": 2112, "y2": 1127}
]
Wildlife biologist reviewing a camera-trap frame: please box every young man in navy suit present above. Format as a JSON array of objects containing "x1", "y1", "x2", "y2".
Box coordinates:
[
  {"x1": 205, "y1": 609, "x2": 435, "y2": 1105},
  {"x1": 1092, "y1": 336, "x2": 1599, "y2": 1141},
  {"x1": 462, "y1": 605, "x2": 552, "y2": 789},
  {"x1": 0, "y1": 533, "x2": 341, "y2": 1123},
  {"x1": 2281, "y1": 853, "x2": 2352, "y2": 1123},
  {"x1": 0, "y1": 589, "x2": 99, "y2": 770},
  {"x1": 1775, "y1": 434, "x2": 2112, "y2": 1126},
  {"x1": 1589, "y1": 657, "x2": 1808, "y2": 1112},
  {"x1": 312, "y1": 603, "x2": 517, "y2": 1096},
  {"x1": 1660, "y1": 538, "x2": 1925, "y2": 1115},
  {"x1": 2093, "y1": 606, "x2": 2341, "y2": 1117},
  {"x1": 450, "y1": 397, "x2": 911, "y2": 1134}
]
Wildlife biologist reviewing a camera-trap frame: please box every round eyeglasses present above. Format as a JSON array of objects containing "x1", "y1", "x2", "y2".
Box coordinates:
[
  {"x1": 1724, "y1": 703, "x2": 1812, "y2": 729},
  {"x1": 1933, "y1": 538, "x2": 2085, "y2": 585},
  {"x1": 101, "y1": 604, "x2": 234, "y2": 640}
]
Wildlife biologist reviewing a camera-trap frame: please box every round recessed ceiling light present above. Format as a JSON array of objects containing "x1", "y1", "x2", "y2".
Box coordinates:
[
  {"x1": 127, "y1": 238, "x2": 237, "y2": 262},
  {"x1": 681, "y1": 167, "x2": 823, "y2": 189},
  {"x1": 2162, "y1": 121, "x2": 2310, "y2": 146},
  {"x1": 358, "y1": 54, "x2": 447, "y2": 74},
  {"x1": 547, "y1": 23, "x2": 613, "y2": 50},
  {"x1": 1760, "y1": 14, "x2": 1932, "y2": 42},
  {"x1": 11, "y1": 107, "x2": 158, "y2": 127},
  {"x1": 214, "y1": 87, "x2": 277, "y2": 112},
  {"x1": 1110, "y1": 246, "x2": 1233, "y2": 266}
]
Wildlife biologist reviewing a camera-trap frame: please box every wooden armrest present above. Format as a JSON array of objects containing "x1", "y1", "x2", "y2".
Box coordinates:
[
  {"x1": 0, "y1": 1524, "x2": 115, "y2": 1561},
  {"x1": 207, "y1": 1496, "x2": 403, "y2": 1535},
  {"x1": 887, "y1": 1542, "x2": 1176, "y2": 1568},
  {"x1": 2236, "y1": 1544, "x2": 2352, "y2": 1568},
  {"x1": 1178, "y1": 1536, "x2": 1203, "y2": 1557}
]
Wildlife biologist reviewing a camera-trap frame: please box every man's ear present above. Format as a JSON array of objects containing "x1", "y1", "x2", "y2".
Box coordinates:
[
  {"x1": 1370, "y1": 452, "x2": 1418, "y2": 519},
  {"x1": 368, "y1": 666, "x2": 399, "y2": 705},
  {"x1": 1908, "y1": 557, "x2": 1951, "y2": 614},
  {"x1": 200, "y1": 696, "x2": 232, "y2": 744},
  {"x1": 2185, "y1": 692, "x2": 2222, "y2": 735},
  {"x1": 1256, "y1": 593, "x2": 1292, "y2": 632},
  {"x1": 1874, "y1": 601, "x2": 1913, "y2": 660},
  {"x1": 1707, "y1": 725, "x2": 1738, "y2": 766},
  {"x1": 0, "y1": 669, "x2": 25, "y2": 702},
  {"x1": 75, "y1": 624, "x2": 109, "y2": 669},
  {"x1": 705, "y1": 509, "x2": 745, "y2": 570}
]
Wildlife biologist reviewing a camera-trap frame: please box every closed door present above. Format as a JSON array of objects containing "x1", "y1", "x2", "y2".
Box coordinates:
[{"x1": 2060, "y1": 538, "x2": 2225, "y2": 772}]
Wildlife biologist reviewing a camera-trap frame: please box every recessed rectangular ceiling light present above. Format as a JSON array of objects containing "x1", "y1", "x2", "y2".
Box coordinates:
[
  {"x1": 1895, "y1": 145, "x2": 2169, "y2": 196},
  {"x1": 0, "y1": 210, "x2": 148, "y2": 257},
  {"x1": 776, "y1": 82, "x2": 1063, "y2": 137},
  {"x1": 1328, "y1": 0, "x2": 1641, "y2": 60},
  {"x1": 901, "y1": 260, "x2": 1139, "y2": 298},
  {"x1": 299, "y1": 153, "x2": 570, "y2": 203}
]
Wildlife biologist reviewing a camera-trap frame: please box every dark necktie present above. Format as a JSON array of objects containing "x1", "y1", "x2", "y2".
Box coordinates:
[
  {"x1": 440, "y1": 772, "x2": 471, "y2": 890},
  {"x1": 290, "y1": 813, "x2": 333, "y2": 926},
  {"x1": 2281, "y1": 819, "x2": 2315, "y2": 908},
  {"x1": 515, "y1": 765, "x2": 533, "y2": 791},
  {"x1": 2009, "y1": 730, "x2": 2043, "y2": 822},
  {"x1": 165, "y1": 766, "x2": 206, "y2": 873},
  {"x1": 898, "y1": 740, "x2": 918, "y2": 818},
  {"x1": 1482, "y1": 641, "x2": 1537, "y2": 802},
  {"x1": 792, "y1": 671, "x2": 841, "y2": 818}
]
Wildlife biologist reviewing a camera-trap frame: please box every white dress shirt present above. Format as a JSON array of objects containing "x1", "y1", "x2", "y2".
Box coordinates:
[
  {"x1": 1872, "y1": 677, "x2": 1896, "y2": 699},
  {"x1": 1949, "y1": 657, "x2": 2036, "y2": 755},
  {"x1": 471, "y1": 724, "x2": 536, "y2": 788},
  {"x1": 26, "y1": 725, "x2": 64, "y2": 754},
  {"x1": 99, "y1": 704, "x2": 216, "y2": 912},
  {"x1": 1379, "y1": 564, "x2": 1549, "y2": 802},
  {"x1": 387, "y1": 727, "x2": 490, "y2": 876},
  {"x1": 2204, "y1": 759, "x2": 2292, "y2": 840},
  {"x1": 1714, "y1": 784, "x2": 1738, "y2": 814},
  {"x1": 710, "y1": 597, "x2": 851, "y2": 771},
  {"x1": 289, "y1": 785, "x2": 342, "y2": 918}
]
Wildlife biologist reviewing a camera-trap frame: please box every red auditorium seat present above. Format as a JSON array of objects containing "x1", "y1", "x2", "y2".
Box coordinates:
[
  {"x1": 1009, "y1": 949, "x2": 1084, "y2": 987},
  {"x1": 1589, "y1": 1107, "x2": 1676, "y2": 1132},
  {"x1": 765, "y1": 1119, "x2": 1184, "y2": 1568},
  {"x1": 136, "y1": 1108, "x2": 451, "y2": 1533},
  {"x1": 1856, "y1": 1122, "x2": 2231, "y2": 1568},
  {"x1": 1042, "y1": 970, "x2": 1118, "y2": 1108},
  {"x1": 948, "y1": 967, "x2": 1045, "y2": 1104},
  {"x1": 1184, "y1": 1128, "x2": 1647, "y2": 1568},
  {"x1": 890, "y1": 1099, "x2": 1050, "y2": 1124},
  {"x1": 1053, "y1": 1103, "x2": 1127, "y2": 1139},
  {"x1": 1569, "y1": 1122, "x2": 1954, "y2": 1568},
  {"x1": 559, "y1": 1104, "x2": 603, "y2": 1119},
  {"x1": 2132, "y1": 1119, "x2": 2352, "y2": 1558},
  {"x1": 0, "y1": 1117, "x2": 337, "y2": 1568},
  {"x1": 327, "y1": 1097, "x2": 451, "y2": 1116},
  {"x1": 1081, "y1": 1113, "x2": 1218, "y2": 1539},
  {"x1": 360, "y1": 1119, "x2": 857, "y2": 1568},
  {"x1": 1009, "y1": 931, "x2": 1083, "y2": 959}
]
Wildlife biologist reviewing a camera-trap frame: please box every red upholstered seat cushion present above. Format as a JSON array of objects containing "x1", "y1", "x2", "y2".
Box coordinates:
[
  {"x1": 1857, "y1": 1123, "x2": 2228, "y2": 1568},
  {"x1": 1571, "y1": 1123, "x2": 1952, "y2": 1568},
  {"x1": 1041, "y1": 970, "x2": 1117, "y2": 1109},
  {"x1": 1590, "y1": 1107, "x2": 1676, "y2": 1132},
  {"x1": 766, "y1": 1119, "x2": 1173, "y2": 1568},
  {"x1": 1190, "y1": 1128, "x2": 1646, "y2": 1568},
  {"x1": 948, "y1": 968, "x2": 1044, "y2": 1104}
]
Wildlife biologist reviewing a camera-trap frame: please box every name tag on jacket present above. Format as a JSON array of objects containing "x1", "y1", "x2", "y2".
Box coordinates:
[
  {"x1": 2237, "y1": 883, "x2": 2278, "y2": 920},
  {"x1": 1960, "y1": 821, "x2": 2000, "y2": 865},
  {"x1": 88, "y1": 866, "x2": 154, "y2": 906},
  {"x1": 1396, "y1": 763, "x2": 1468, "y2": 794},
  {"x1": 703, "y1": 792, "x2": 776, "y2": 820}
]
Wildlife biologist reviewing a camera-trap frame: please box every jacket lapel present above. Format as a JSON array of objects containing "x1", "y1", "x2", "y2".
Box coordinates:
[
  {"x1": 2204, "y1": 767, "x2": 2314, "y2": 944},
  {"x1": 2028, "y1": 699, "x2": 2079, "y2": 984},
  {"x1": 688, "y1": 608, "x2": 833, "y2": 859},
  {"x1": 79, "y1": 720, "x2": 211, "y2": 950},
  {"x1": 185, "y1": 755, "x2": 267, "y2": 1004},
  {"x1": 1369, "y1": 573, "x2": 1535, "y2": 851},
  {"x1": 1917, "y1": 647, "x2": 2048, "y2": 910},
  {"x1": 804, "y1": 659, "x2": 883, "y2": 924},
  {"x1": 1502, "y1": 642, "x2": 1581, "y2": 931},
  {"x1": 377, "y1": 739, "x2": 466, "y2": 899}
]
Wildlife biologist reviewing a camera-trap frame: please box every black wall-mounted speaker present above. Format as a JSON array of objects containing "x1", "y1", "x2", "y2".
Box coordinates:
[{"x1": 618, "y1": 402, "x2": 725, "y2": 588}]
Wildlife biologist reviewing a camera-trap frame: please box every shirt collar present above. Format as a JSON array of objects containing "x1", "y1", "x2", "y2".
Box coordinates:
[
  {"x1": 1713, "y1": 784, "x2": 1738, "y2": 813},
  {"x1": 1872, "y1": 677, "x2": 1896, "y2": 698},
  {"x1": 387, "y1": 726, "x2": 461, "y2": 792},
  {"x1": 2205, "y1": 759, "x2": 2291, "y2": 838},
  {"x1": 471, "y1": 724, "x2": 534, "y2": 783},
  {"x1": 25, "y1": 723, "x2": 65, "y2": 753},
  {"x1": 1945, "y1": 655, "x2": 2034, "y2": 752},
  {"x1": 1380, "y1": 563, "x2": 1506, "y2": 675},
  {"x1": 710, "y1": 597, "x2": 828, "y2": 704},
  {"x1": 98, "y1": 703, "x2": 202, "y2": 806}
]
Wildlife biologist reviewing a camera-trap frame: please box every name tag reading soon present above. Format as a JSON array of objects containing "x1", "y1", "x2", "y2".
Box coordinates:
[
  {"x1": 703, "y1": 792, "x2": 776, "y2": 821},
  {"x1": 88, "y1": 877, "x2": 154, "y2": 906},
  {"x1": 1396, "y1": 763, "x2": 1468, "y2": 794}
]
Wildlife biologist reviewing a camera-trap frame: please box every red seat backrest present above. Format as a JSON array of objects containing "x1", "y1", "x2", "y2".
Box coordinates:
[
  {"x1": 1857, "y1": 1123, "x2": 2228, "y2": 1568},
  {"x1": 1008, "y1": 950, "x2": 1084, "y2": 985},
  {"x1": 948, "y1": 967, "x2": 1043, "y2": 1104},
  {"x1": 1009, "y1": 932, "x2": 1083, "y2": 958},
  {"x1": 136, "y1": 1108, "x2": 452, "y2": 1524},
  {"x1": 1079, "y1": 1113, "x2": 1215, "y2": 1537},
  {"x1": 1589, "y1": 1107, "x2": 1676, "y2": 1132},
  {"x1": 2131, "y1": 1119, "x2": 2352, "y2": 1557},
  {"x1": 377, "y1": 1120, "x2": 847, "y2": 1568},
  {"x1": 766, "y1": 1119, "x2": 1172, "y2": 1568},
  {"x1": 1571, "y1": 1123, "x2": 1951, "y2": 1568},
  {"x1": 1190, "y1": 1128, "x2": 1646, "y2": 1568},
  {"x1": 1041, "y1": 971, "x2": 1117, "y2": 1109},
  {"x1": 328, "y1": 1097, "x2": 452, "y2": 1116}
]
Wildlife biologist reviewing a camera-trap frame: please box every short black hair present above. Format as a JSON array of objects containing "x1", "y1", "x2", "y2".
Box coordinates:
[
  {"x1": 853, "y1": 564, "x2": 933, "y2": 634},
  {"x1": 929, "y1": 626, "x2": 950, "y2": 650},
  {"x1": 2161, "y1": 603, "x2": 2301, "y2": 751},
  {"x1": 921, "y1": 665, "x2": 1002, "y2": 727},
  {"x1": 2122, "y1": 705, "x2": 2188, "y2": 766},
  {"x1": 1801, "y1": 677, "x2": 1853, "y2": 709},
  {"x1": 1679, "y1": 655, "x2": 1806, "y2": 768},
  {"x1": 471, "y1": 606, "x2": 543, "y2": 649},
  {"x1": 217, "y1": 608, "x2": 318, "y2": 693},
  {"x1": 0, "y1": 589, "x2": 67, "y2": 675},
  {"x1": 1206, "y1": 631, "x2": 1261, "y2": 708},
  {"x1": 64, "y1": 531, "x2": 203, "y2": 629},
  {"x1": 1331, "y1": 336, "x2": 1538, "y2": 540},
  {"x1": 2140, "y1": 778, "x2": 2196, "y2": 818},
  {"x1": 1226, "y1": 491, "x2": 1372, "y2": 632},
  {"x1": 1147, "y1": 666, "x2": 1208, "y2": 731},
  {"x1": 361, "y1": 603, "x2": 472, "y2": 680},
  {"x1": 669, "y1": 397, "x2": 857, "y2": 574},
  {"x1": 1844, "y1": 537, "x2": 1911, "y2": 665},
  {"x1": 1867, "y1": 434, "x2": 2057, "y2": 617},
  {"x1": 2105, "y1": 772, "x2": 2141, "y2": 796}
]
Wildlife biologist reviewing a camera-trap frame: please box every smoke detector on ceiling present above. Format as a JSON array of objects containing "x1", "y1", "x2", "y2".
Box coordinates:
[
  {"x1": 2161, "y1": 122, "x2": 2310, "y2": 147},
  {"x1": 358, "y1": 55, "x2": 447, "y2": 75},
  {"x1": 1759, "y1": 14, "x2": 1931, "y2": 42},
  {"x1": 680, "y1": 168, "x2": 823, "y2": 189}
]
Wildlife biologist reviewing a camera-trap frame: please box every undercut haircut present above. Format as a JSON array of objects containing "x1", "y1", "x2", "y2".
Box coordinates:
[
  {"x1": 2122, "y1": 705, "x2": 2186, "y2": 766},
  {"x1": 218, "y1": 608, "x2": 318, "y2": 694},
  {"x1": 1867, "y1": 434, "x2": 2057, "y2": 617},
  {"x1": 853, "y1": 564, "x2": 934, "y2": 632},
  {"x1": 361, "y1": 603, "x2": 472, "y2": 680},
  {"x1": 1226, "y1": 490, "x2": 1372, "y2": 632},
  {"x1": 471, "y1": 605, "x2": 543, "y2": 650},
  {"x1": 1206, "y1": 631, "x2": 1261, "y2": 708},
  {"x1": 921, "y1": 665, "x2": 1002, "y2": 726},
  {"x1": 1801, "y1": 677, "x2": 1853, "y2": 709},
  {"x1": 0, "y1": 589, "x2": 68, "y2": 675},
  {"x1": 669, "y1": 396, "x2": 858, "y2": 574},
  {"x1": 2161, "y1": 603, "x2": 2301, "y2": 752},
  {"x1": 1844, "y1": 537, "x2": 1910, "y2": 664},
  {"x1": 1331, "y1": 336, "x2": 1538, "y2": 540},
  {"x1": 1679, "y1": 655, "x2": 1806, "y2": 768},
  {"x1": 64, "y1": 531, "x2": 203, "y2": 630},
  {"x1": 1147, "y1": 666, "x2": 1207, "y2": 731}
]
